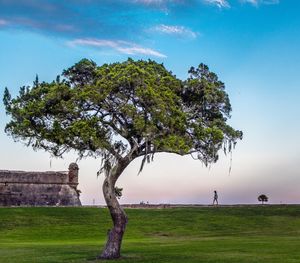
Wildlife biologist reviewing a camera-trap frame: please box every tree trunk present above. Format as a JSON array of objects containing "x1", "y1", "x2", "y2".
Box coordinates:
[{"x1": 99, "y1": 159, "x2": 129, "y2": 259}]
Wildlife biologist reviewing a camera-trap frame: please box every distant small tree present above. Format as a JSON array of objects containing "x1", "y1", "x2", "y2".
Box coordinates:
[{"x1": 258, "y1": 194, "x2": 268, "y2": 205}]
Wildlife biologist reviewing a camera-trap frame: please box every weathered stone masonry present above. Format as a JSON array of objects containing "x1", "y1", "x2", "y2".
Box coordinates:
[{"x1": 0, "y1": 163, "x2": 81, "y2": 206}]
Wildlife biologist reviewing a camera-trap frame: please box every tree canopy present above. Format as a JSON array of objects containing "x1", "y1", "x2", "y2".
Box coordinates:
[{"x1": 3, "y1": 58, "x2": 242, "y2": 173}]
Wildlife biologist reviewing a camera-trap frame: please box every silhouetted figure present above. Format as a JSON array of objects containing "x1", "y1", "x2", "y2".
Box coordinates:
[{"x1": 213, "y1": 190, "x2": 218, "y2": 205}]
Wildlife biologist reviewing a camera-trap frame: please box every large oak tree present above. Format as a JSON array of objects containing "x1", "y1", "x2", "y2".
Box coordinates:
[{"x1": 3, "y1": 58, "x2": 242, "y2": 259}]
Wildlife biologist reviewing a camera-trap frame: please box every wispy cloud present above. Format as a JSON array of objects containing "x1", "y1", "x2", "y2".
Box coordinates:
[
  {"x1": 69, "y1": 38, "x2": 166, "y2": 58},
  {"x1": 132, "y1": 0, "x2": 178, "y2": 5},
  {"x1": 203, "y1": 0, "x2": 230, "y2": 8},
  {"x1": 131, "y1": 0, "x2": 181, "y2": 12},
  {"x1": 0, "y1": 1, "x2": 144, "y2": 40},
  {"x1": 0, "y1": 16, "x2": 75, "y2": 33},
  {"x1": 241, "y1": 0, "x2": 279, "y2": 6},
  {"x1": 133, "y1": 0, "x2": 167, "y2": 4},
  {"x1": 241, "y1": 0, "x2": 257, "y2": 5},
  {"x1": 152, "y1": 24, "x2": 198, "y2": 39},
  {"x1": 0, "y1": 18, "x2": 8, "y2": 26}
]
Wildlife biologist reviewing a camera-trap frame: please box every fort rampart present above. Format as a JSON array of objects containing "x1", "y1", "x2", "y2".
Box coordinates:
[{"x1": 0, "y1": 163, "x2": 81, "y2": 206}]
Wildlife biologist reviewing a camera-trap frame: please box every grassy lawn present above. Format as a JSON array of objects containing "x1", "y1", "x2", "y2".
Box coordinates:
[{"x1": 1, "y1": 206, "x2": 300, "y2": 262}]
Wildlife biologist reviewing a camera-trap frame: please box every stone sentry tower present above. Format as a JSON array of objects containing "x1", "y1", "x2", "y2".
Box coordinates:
[{"x1": 0, "y1": 163, "x2": 81, "y2": 206}]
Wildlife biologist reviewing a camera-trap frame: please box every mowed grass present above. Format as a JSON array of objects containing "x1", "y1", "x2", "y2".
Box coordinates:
[{"x1": 1, "y1": 206, "x2": 300, "y2": 263}]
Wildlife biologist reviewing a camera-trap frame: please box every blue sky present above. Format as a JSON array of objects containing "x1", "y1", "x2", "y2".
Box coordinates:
[{"x1": 0, "y1": 0, "x2": 300, "y2": 205}]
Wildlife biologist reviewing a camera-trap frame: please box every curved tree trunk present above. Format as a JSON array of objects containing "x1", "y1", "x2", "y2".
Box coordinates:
[{"x1": 99, "y1": 159, "x2": 129, "y2": 259}]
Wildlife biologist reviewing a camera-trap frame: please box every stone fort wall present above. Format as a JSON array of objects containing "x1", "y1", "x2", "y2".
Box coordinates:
[{"x1": 0, "y1": 163, "x2": 81, "y2": 206}]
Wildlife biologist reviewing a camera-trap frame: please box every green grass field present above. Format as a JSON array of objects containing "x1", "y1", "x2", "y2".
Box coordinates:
[{"x1": 1, "y1": 206, "x2": 300, "y2": 263}]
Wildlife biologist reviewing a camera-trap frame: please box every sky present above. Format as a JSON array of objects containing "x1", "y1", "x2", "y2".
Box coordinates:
[{"x1": 0, "y1": 0, "x2": 300, "y2": 205}]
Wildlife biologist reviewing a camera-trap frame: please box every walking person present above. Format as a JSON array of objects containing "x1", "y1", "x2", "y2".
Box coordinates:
[{"x1": 213, "y1": 190, "x2": 218, "y2": 206}]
